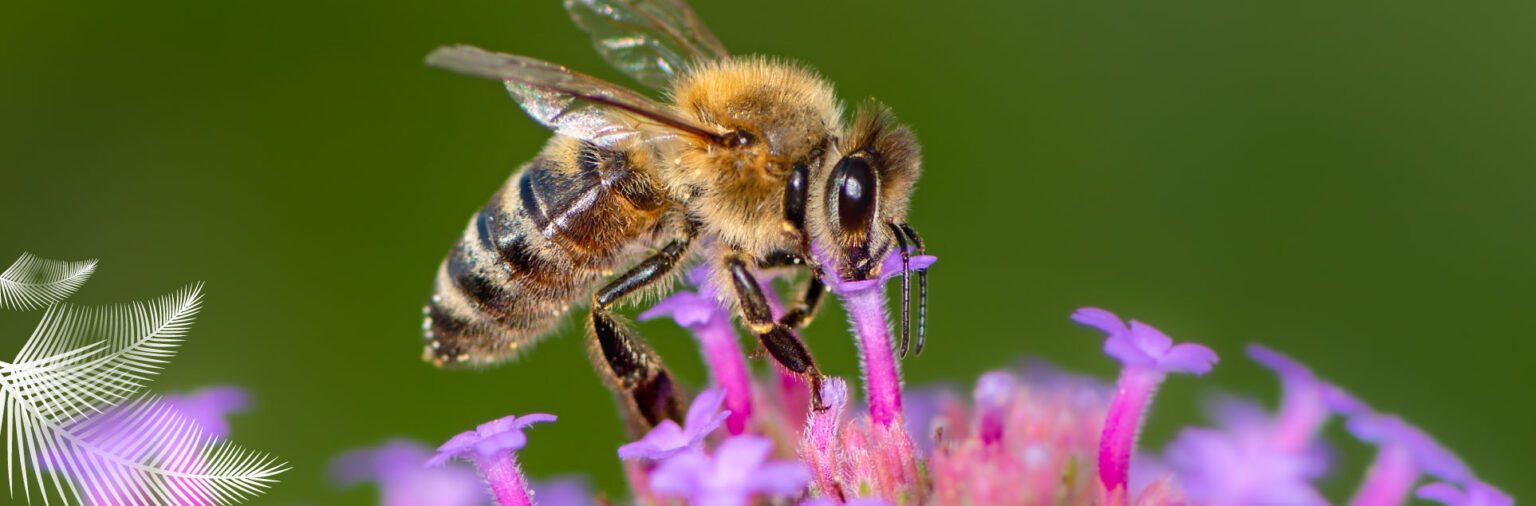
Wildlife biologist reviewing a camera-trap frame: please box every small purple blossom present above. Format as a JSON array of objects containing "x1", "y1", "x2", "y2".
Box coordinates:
[
  {"x1": 618, "y1": 388, "x2": 729, "y2": 461},
  {"x1": 164, "y1": 385, "x2": 249, "y2": 442},
  {"x1": 1247, "y1": 344, "x2": 1363, "y2": 450},
  {"x1": 1074, "y1": 307, "x2": 1217, "y2": 496},
  {"x1": 1164, "y1": 405, "x2": 1329, "y2": 505},
  {"x1": 651, "y1": 435, "x2": 811, "y2": 506},
  {"x1": 432, "y1": 413, "x2": 556, "y2": 506},
  {"x1": 821, "y1": 248, "x2": 936, "y2": 428},
  {"x1": 430, "y1": 413, "x2": 558, "y2": 467},
  {"x1": 1162, "y1": 345, "x2": 1348, "y2": 505},
  {"x1": 1073, "y1": 307, "x2": 1218, "y2": 374}
]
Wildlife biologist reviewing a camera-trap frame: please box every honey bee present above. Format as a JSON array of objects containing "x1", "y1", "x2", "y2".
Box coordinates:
[{"x1": 423, "y1": 0, "x2": 928, "y2": 431}]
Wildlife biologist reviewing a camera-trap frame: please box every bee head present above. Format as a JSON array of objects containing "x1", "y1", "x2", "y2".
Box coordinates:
[{"x1": 808, "y1": 103, "x2": 922, "y2": 280}]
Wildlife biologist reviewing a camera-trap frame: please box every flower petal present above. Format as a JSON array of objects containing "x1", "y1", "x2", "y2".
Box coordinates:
[
  {"x1": 1159, "y1": 342, "x2": 1218, "y2": 375},
  {"x1": 513, "y1": 413, "x2": 558, "y2": 429},
  {"x1": 745, "y1": 461, "x2": 812, "y2": 496},
  {"x1": 617, "y1": 420, "x2": 687, "y2": 461},
  {"x1": 1127, "y1": 320, "x2": 1175, "y2": 356},
  {"x1": 713, "y1": 436, "x2": 775, "y2": 471},
  {"x1": 1071, "y1": 307, "x2": 1128, "y2": 336},
  {"x1": 649, "y1": 452, "x2": 711, "y2": 497},
  {"x1": 685, "y1": 388, "x2": 728, "y2": 434}
]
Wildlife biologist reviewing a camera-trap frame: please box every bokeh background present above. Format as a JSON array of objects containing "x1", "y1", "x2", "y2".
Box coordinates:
[{"x1": 3, "y1": 0, "x2": 1531, "y2": 503}]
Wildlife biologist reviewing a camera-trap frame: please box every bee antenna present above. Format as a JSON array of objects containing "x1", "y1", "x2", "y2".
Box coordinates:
[
  {"x1": 899, "y1": 223, "x2": 928, "y2": 356},
  {"x1": 889, "y1": 222, "x2": 913, "y2": 358}
]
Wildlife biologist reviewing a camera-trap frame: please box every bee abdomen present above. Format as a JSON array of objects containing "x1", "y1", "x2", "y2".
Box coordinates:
[{"x1": 424, "y1": 140, "x2": 673, "y2": 367}]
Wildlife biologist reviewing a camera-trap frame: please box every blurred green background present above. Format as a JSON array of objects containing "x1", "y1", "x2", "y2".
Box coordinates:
[{"x1": 2, "y1": 0, "x2": 1532, "y2": 503}]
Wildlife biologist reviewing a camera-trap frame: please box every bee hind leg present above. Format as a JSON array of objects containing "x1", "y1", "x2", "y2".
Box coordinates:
[
  {"x1": 726, "y1": 252, "x2": 827, "y2": 410},
  {"x1": 588, "y1": 236, "x2": 692, "y2": 432}
]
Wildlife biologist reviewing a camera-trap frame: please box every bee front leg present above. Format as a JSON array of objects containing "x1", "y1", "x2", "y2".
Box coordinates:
[
  {"x1": 725, "y1": 252, "x2": 827, "y2": 410},
  {"x1": 588, "y1": 235, "x2": 691, "y2": 433}
]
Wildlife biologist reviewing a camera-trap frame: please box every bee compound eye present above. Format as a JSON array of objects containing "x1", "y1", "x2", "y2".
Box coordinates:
[{"x1": 832, "y1": 155, "x2": 877, "y2": 235}]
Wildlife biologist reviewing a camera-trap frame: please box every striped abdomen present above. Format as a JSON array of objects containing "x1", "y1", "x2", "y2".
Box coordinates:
[{"x1": 424, "y1": 138, "x2": 674, "y2": 367}]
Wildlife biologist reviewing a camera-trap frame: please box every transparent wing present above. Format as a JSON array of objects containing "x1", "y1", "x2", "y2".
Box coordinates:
[
  {"x1": 564, "y1": 0, "x2": 729, "y2": 90},
  {"x1": 427, "y1": 45, "x2": 721, "y2": 146}
]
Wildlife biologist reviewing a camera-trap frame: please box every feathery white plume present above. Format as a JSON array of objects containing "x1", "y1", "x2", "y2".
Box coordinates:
[
  {"x1": 0, "y1": 253, "x2": 97, "y2": 311},
  {"x1": 0, "y1": 266, "x2": 287, "y2": 504}
]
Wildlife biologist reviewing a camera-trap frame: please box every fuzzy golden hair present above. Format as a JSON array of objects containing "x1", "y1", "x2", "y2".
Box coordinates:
[{"x1": 665, "y1": 57, "x2": 844, "y2": 258}]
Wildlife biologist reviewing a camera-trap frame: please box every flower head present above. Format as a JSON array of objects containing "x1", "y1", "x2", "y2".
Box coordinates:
[
  {"x1": 826, "y1": 250, "x2": 937, "y2": 295},
  {"x1": 1161, "y1": 345, "x2": 1346, "y2": 505},
  {"x1": 618, "y1": 388, "x2": 729, "y2": 461},
  {"x1": 1074, "y1": 307, "x2": 1217, "y2": 374},
  {"x1": 429, "y1": 413, "x2": 557, "y2": 467},
  {"x1": 1164, "y1": 419, "x2": 1329, "y2": 505},
  {"x1": 651, "y1": 435, "x2": 811, "y2": 506},
  {"x1": 1247, "y1": 344, "x2": 1364, "y2": 450},
  {"x1": 1075, "y1": 307, "x2": 1217, "y2": 496}
]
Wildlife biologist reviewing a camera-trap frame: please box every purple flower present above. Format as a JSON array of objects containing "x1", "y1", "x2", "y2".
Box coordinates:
[
  {"x1": 1164, "y1": 398, "x2": 1329, "y2": 506},
  {"x1": 332, "y1": 439, "x2": 487, "y2": 506},
  {"x1": 1073, "y1": 307, "x2": 1217, "y2": 374},
  {"x1": 1163, "y1": 346, "x2": 1352, "y2": 505},
  {"x1": 1419, "y1": 481, "x2": 1514, "y2": 506},
  {"x1": 651, "y1": 435, "x2": 811, "y2": 506},
  {"x1": 1247, "y1": 345, "x2": 1363, "y2": 450},
  {"x1": 432, "y1": 413, "x2": 556, "y2": 506},
  {"x1": 824, "y1": 249, "x2": 938, "y2": 295},
  {"x1": 819, "y1": 247, "x2": 936, "y2": 428},
  {"x1": 430, "y1": 413, "x2": 557, "y2": 467},
  {"x1": 618, "y1": 388, "x2": 729, "y2": 461},
  {"x1": 164, "y1": 385, "x2": 249, "y2": 442},
  {"x1": 1074, "y1": 308, "x2": 1217, "y2": 495}
]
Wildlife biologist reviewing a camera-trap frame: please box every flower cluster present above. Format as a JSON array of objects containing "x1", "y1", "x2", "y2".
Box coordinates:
[{"x1": 336, "y1": 250, "x2": 1511, "y2": 506}]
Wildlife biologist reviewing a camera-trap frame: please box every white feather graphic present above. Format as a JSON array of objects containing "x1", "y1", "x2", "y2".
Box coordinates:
[
  {"x1": 1, "y1": 283, "x2": 288, "y2": 505},
  {"x1": 0, "y1": 254, "x2": 98, "y2": 311}
]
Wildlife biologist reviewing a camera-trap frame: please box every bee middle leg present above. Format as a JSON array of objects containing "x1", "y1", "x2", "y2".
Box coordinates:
[
  {"x1": 588, "y1": 235, "x2": 692, "y2": 432},
  {"x1": 756, "y1": 252, "x2": 827, "y2": 331},
  {"x1": 726, "y1": 252, "x2": 827, "y2": 410}
]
